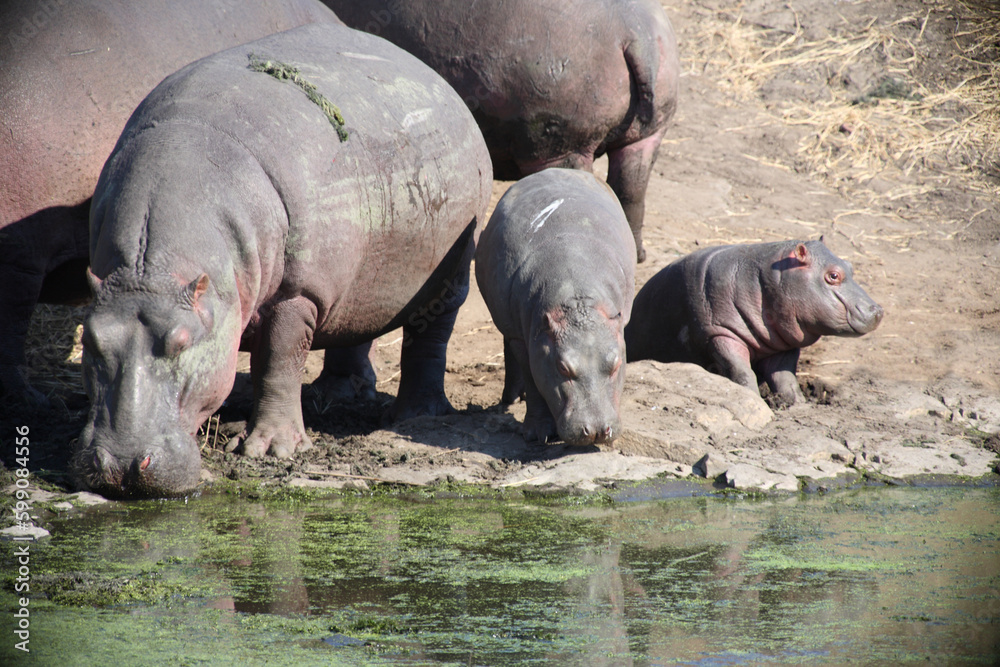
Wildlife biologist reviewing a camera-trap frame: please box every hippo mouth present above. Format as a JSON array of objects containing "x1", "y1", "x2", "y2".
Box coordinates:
[{"x1": 72, "y1": 438, "x2": 203, "y2": 499}]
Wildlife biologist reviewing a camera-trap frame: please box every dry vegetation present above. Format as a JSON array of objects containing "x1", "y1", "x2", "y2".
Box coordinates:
[{"x1": 685, "y1": 0, "x2": 999, "y2": 207}]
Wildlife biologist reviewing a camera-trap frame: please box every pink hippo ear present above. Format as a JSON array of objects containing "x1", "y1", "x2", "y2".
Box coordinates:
[
  {"x1": 544, "y1": 308, "x2": 567, "y2": 337},
  {"x1": 86, "y1": 267, "x2": 103, "y2": 295},
  {"x1": 181, "y1": 273, "x2": 210, "y2": 308},
  {"x1": 793, "y1": 243, "x2": 811, "y2": 266}
]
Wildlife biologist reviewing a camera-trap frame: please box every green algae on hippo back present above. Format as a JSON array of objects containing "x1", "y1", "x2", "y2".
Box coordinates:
[
  {"x1": 322, "y1": 0, "x2": 680, "y2": 263},
  {"x1": 75, "y1": 22, "x2": 491, "y2": 498}
]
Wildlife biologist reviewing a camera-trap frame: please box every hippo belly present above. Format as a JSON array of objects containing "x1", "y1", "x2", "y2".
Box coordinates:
[
  {"x1": 0, "y1": 0, "x2": 341, "y2": 406},
  {"x1": 74, "y1": 22, "x2": 492, "y2": 498},
  {"x1": 322, "y1": 0, "x2": 680, "y2": 263},
  {"x1": 476, "y1": 168, "x2": 636, "y2": 446}
]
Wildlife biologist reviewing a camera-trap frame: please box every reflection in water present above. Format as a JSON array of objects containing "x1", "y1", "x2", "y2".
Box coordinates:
[{"x1": 1, "y1": 487, "x2": 997, "y2": 665}]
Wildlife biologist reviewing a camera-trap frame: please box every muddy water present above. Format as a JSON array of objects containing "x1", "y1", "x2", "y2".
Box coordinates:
[{"x1": 2, "y1": 486, "x2": 998, "y2": 665}]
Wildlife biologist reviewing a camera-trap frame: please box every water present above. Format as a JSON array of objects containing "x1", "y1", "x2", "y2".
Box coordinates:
[{"x1": 2, "y1": 486, "x2": 998, "y2": 665}]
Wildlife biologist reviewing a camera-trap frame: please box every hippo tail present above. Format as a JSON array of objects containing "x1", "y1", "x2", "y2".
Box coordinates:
[{"x1": 619, "y1": 4, "x2": 661, "y2": 128}]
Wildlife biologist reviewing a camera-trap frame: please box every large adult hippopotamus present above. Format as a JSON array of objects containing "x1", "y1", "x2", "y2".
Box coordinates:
[
  {"x1": 323, "y1": 0, "x2": 679, "y2": 263},
  {"x1": 0, "y1": 0, "x2": 341, "y2": 406},
  {"x1": 72, "y1": 22, "x2": 492, "y2": 498},
  {"x1": 476, "y1": 169, "x2": 635, "y2": 446},
  {"x1": 624, "y1": 240, "x2": 884, "y2": 406}
]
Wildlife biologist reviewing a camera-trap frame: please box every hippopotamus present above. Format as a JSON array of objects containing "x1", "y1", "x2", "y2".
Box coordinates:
[
  {"x1": 624, "y1": 240, "x2": 884, "y2": 406},
  {"x1": 72, "y1": 22, "x2": 492, "y2": 498},
  {"x1": 476, "y1": 169, "x2": 636, "y2": 446},
  {"x1": 0, "y1": 0, "x2": 342, "y2": 406},
  {"x1": 322, "y1": 0, "x2": 679, "y2": 263}
]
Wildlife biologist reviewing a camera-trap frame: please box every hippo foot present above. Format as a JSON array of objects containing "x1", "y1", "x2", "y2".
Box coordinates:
[
  {"x1": 385, "y1": 391, "x2": 455, "y2": 424},
  {"x1": 233, "y1": 423, "x2": 314, "y2": 459},
  {"x1": 520, "y1": 414, "x2": 558, "y2": 444},
  {"x1": 636, "y1": 243, "x2": 646, "y2": 264},
  {"x1": 309, "y1": 373, "x2": 377, "y2": 405}
]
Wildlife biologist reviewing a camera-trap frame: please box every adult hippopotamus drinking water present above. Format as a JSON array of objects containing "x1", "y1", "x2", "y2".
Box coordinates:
[
  {"x1": 0, "y1": 0, "x2": 341, "y2": 406},
  {"x1": 323, "y1": 0, "x2": 679, "y2": 263},
  {"x1": 476, "y1": 169, "x2": 635, "y2": 446},
  {"x1": 624, "y1": 240, "x2": 884, "y2": 406},
  {"x1": 72, "y1": 22, "x2": 492, "y2": 498}
]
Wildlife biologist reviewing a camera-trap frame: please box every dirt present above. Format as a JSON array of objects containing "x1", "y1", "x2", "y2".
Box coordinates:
[{"x1": 2, "y1": 0, "x2": 999, "y2": 497}]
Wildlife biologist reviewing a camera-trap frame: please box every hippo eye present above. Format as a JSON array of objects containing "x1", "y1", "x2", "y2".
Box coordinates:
[
  {"x1": 163, "y1": 325, "x2": 194, "y2": 358},
  {"x1": 825, "y1": 269, "x2": 844, "y2": 286},
  {"x1": 558, "y1": 359, "x2": 577, "y2": 379},
  {"x1": 607, "y1": 352, "x2": 622, "y2": 376}
]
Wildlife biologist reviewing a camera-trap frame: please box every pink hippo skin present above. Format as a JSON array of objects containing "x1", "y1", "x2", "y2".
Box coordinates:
[
  {"x1": 73, "y1": 23, "x2": 492, "y2": 498},
  {"x1": 624, "y1": 240, "x2": 884, "y2": 406},
  {"x1": 321, "y1": 0, "x2": 679, "y2": 263},
  {"x1": 0, "y1": 0, "x2": 341, "y2": 406},
  {"x1": 476, "y1": 169, "x2": 636, "y2": 446}
]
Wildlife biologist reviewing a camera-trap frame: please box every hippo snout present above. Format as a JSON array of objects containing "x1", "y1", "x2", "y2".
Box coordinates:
[
  {"x1": 557, "y1": 407, "x2": 620, "y2": 447},
  {"x1": 848, "y1": 298, "x2": 884, "y2": 335},
  {"x1": 73, "y1": 431, "x2": 202, "y2": 499}
]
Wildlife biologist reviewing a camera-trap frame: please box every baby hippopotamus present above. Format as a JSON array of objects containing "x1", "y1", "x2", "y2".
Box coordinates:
[
  {"x1": 476, "y1": 169, "x2": 636, "y2": 446},
  {"x1": 625, "y1": 240, "x2": 884, "y2": 406}
]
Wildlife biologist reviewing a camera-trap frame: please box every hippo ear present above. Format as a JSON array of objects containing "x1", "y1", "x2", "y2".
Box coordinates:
[
  {"x1": 794, "y1": 243, "x2": 810, "y2": 266},
  {"x1": 544, "y1": 308, "x2": 567, "y2": 337},
  {"x1": 181, "y1": 274, "x2": 210, "y2": 308},
  {"x1": 86, "y1": 267, "x2": 103, "y2": 295}
]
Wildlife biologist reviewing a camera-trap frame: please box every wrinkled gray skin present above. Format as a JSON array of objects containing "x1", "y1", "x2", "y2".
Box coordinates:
[
  {"x1": 625, "y1": 240, "x2": 885, "y2": 406},
  {"x1": 323, "y1": 0, "x2": 679, "y2": 263},
  {"x1": 476, "y1": 169, "x2": 636, "y2": 446},
  {"x1": 0, "y1": 0, "x2": 342, "y2": 407},
  {"x1": 74, "y1": 23, "x2": 492, "y2": 498}
]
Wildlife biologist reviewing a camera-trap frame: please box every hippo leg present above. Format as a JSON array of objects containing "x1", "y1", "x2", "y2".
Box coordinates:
[
  {"x1": 707, "y1": 336, "x2": 760, "y2": 394},
  {"x1": 0, "y1": 269, "x2": 47, "y2": 406},
  {"x1": 607, "y1": 129, "x2": 666, "y2": 263},
  {"x1": 756, "y1": 349, "x2": 805, "y2": 407},
  {"x1": 504, "y1": 337, "x2": 557, "y2": 443},
  {"x1": 241, "y1": 297, "x2": 317, "y2": 458},
  {"x1": 386, "y1": 264, "x2": 470, "y2": 422},
  {"x1": 500, "y1": 337, "x2": 525, "y2": 405},
  {"x1": 313, "y1": 343, "x2": 378, "y2": 403}
]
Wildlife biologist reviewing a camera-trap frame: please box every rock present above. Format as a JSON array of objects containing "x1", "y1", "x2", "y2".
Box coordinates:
[
  {"x1": 51, "y1": 502, "x2": 74, "y2": 511},
  {"x1": 67, "y1": 492, "x2": 109, "y2": 507},
  {"x1": 693, "y1": 453, "x2": 728, "y2": 479},
  {"x1": 722, "y1": 464, "x2": 799, "y2": 492},
  {"x1": 0, "y1": 525, "x2": 50, "y2": 541}
]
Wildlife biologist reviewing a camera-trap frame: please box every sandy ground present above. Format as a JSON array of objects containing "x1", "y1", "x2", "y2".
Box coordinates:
[{"x1": 3, "y1": 0, "x2": 999, "y2": 497}]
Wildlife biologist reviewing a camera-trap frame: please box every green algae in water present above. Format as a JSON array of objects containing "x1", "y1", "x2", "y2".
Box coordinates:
[{"x1": 1, "y1": 487, "x2": 998, "y2": 665}]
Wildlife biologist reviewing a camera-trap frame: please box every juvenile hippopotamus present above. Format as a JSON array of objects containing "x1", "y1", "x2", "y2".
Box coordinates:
[
  {"x1": 624, "y1": 240, "x2": 884, "y2": 406},
  {"x1": 0, "y1": 0, "x2": 341, "y2": 406},
  {"x1": 73, "y1": 22, "x2": 492, "y2": 498},
  {"x1": 323, "y1": 0, "x2": 679, "y2": 263},
  {"x1": 476, "y1": 169, "x2": 635, "y2": 446}
]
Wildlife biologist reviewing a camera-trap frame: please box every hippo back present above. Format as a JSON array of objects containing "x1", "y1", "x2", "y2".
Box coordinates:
[{"x1": 91, "y1": 21, "x2": 493, "y2": 343}]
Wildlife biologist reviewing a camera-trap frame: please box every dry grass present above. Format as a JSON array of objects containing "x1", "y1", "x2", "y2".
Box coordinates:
[
  {"x1": 23, "y1": 304, "x2": 87, "y2": 399},
  {"x1": 685, "y1": 0, "x2": 1000, "y2": 195}
]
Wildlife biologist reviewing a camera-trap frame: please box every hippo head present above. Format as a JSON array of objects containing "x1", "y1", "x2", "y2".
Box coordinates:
[
  {"x1": 529, "y1": 297, "x2": 626, "y2": 446},
  {"x1": 73, "y1": 269, "x2": 240, "y2": 498},
  {"x1": 768, "y1": 240, "x2": 884, "y2": 345}
]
